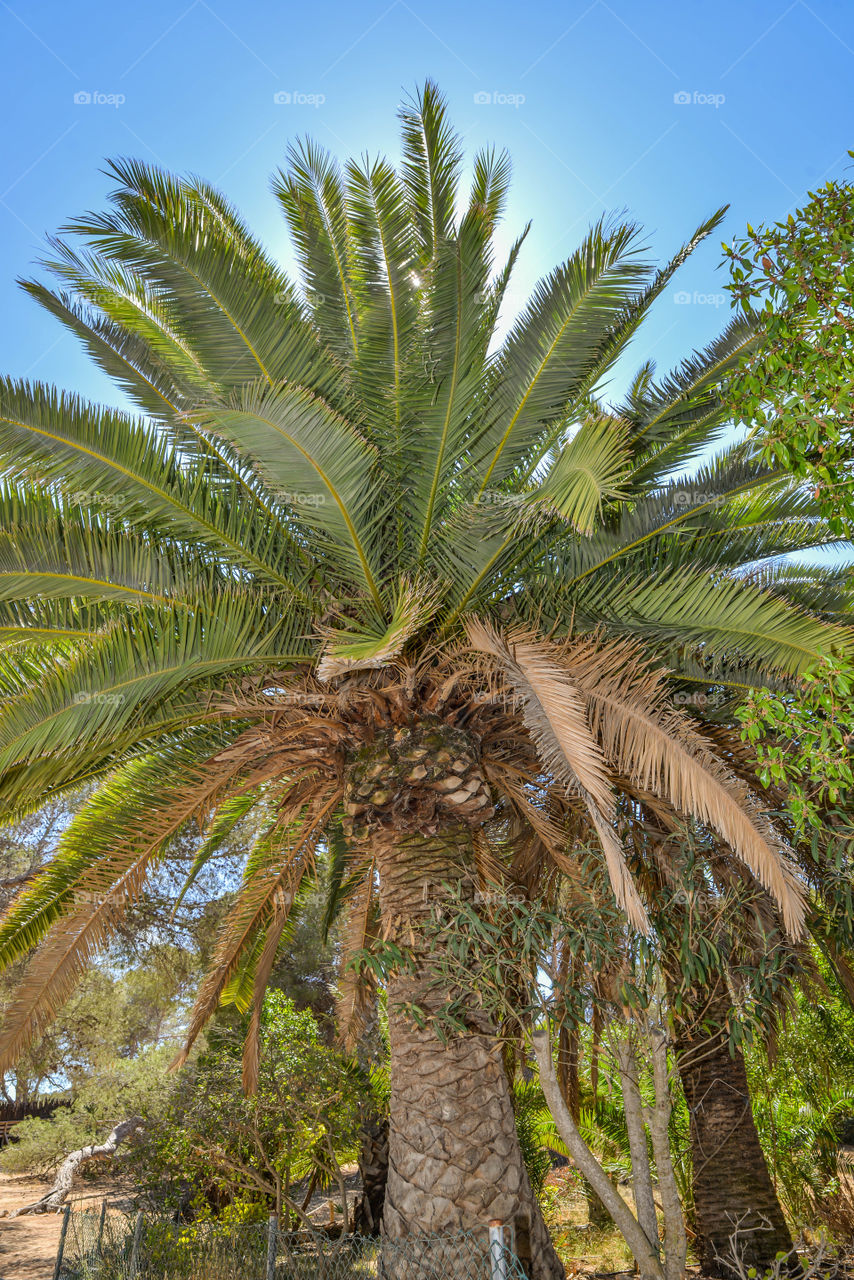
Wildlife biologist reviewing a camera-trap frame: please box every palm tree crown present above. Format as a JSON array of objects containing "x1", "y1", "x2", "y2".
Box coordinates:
[{"x1": 0, "y1": 81, "x2": 847, "y2": 1089}]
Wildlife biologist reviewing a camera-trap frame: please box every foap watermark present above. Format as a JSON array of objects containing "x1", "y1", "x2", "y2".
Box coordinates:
[
  {"x1": 420, "y1": 881, "x2": 525, "y2": 908},
  {"x1": 474, "y1": 888, "x2": 526, "y2": 907},
  {"x1": 71, "y1": 691, "x2": 126, "y2": 708},
  {"x1": 473, "y1": 491, "x2": 517, "y2": 507},
  {"x1": 73, "y1": 90, "x2": 125, "y2": 108},
  {"x1": 282, "y1": 492, "x2": 326, "y2": 508},
  {"x1": 66, "y1": 488, "x2": 123, "y2": 510},
  {"x1": 474, "y1": 91, "x2": 526, "y2": 108},
  {"x1": 672, "y1": 490, "x2": 728, "y2": 507},
  {"x1": 672, "y1": 691, "x2": 726, "y2": 709},
  {"x1": 275, "y1": 290, "x2": 326, "y2": 307},
  {"x1": 673, "y1": 90, "x2": 725, "y2": 108},
  {"x1": 674, "y1": 290, "x2": 727, "y2": 307},
  {"x1": 273, "y1": 90, "x2": 325, "y2": 107}
]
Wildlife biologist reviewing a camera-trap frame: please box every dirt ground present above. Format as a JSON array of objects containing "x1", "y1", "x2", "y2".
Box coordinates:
[
  {"x1": 0, "y1": 1166, "x2": 362, "y2": 1280},
  {"x1": 0, "y1": 1171, "x2": 134, "y2": 1280}
]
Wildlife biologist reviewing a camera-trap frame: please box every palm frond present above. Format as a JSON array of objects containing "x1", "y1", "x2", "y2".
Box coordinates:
[
  {"x1": 398, "y1": 79, "x2": 463, "y2": 263},
  {"x1": 0, "y1": 736, "x2": 242, "y2": 1071},
  {"x1": 537, "y1": 411, "x2": 632, "y2": 535},
  {"x1": 465, "y1": 619, "x2": 648, "y2": 930},
  {"x1": 469, "y1": 218, "x2": 651, "y2": 494},
  {"x1": 565, "y1": 633, "x2": 807, "y2": 935},
  {"x1": 175, "y1": 784, "x2": 341, "y2": 1067},
  {"x1": 273, "y1": 138, "x2": 361, "y2": 360}
]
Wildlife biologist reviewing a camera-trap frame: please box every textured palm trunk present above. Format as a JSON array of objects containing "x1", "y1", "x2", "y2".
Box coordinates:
[
  {"x1": 342, "y1": 719, "x2": 564, "y2": 1278},
  {"x1": 371, "y1": 827, "x2": 564, "y2": 1278},
  {"x1": 673, "y1": 986, "x2": 794, "y2": 1275}
]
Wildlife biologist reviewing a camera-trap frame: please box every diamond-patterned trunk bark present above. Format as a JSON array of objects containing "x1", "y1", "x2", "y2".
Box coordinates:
[{"x1": 345, "y1": 722, "x2": 564, "y2": 1279}]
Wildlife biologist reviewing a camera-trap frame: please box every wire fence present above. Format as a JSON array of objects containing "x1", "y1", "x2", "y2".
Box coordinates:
[{"x1": 55, "y1": 1205, "x2": 531, "y2": 1280}]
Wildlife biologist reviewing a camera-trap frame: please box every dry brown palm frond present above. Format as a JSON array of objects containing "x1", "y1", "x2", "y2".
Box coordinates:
[
  {"x1": 500, "y1": 626, "x2": 807, "y2": 937},
  {"x1": 0, "y1": 863, "x2": 150, "y2": 1075},
  {"x1": 0, "y1": 760, "x2": 245, "y2": 1075},
  {"x1": 573, "y1": 653, "x2": 806, "y2": 935},
  {"x1": 485, "y1": 763, "x2": 572, "y2": 862},
  {"x1": 469, "y1": 621, "x2": 649, "y2": 931},
  {"x1": 465, "y1": 618, "x2": 614, "y2": 811},
  {"x1": 335, "y1": 860, "x2": 379, "y2": 1051},
  {"x1": 486, "y1": 761, "x2": 649, "y2": 931},
  {"x1": 175, "y1": 783, "x2": 342, "y2": 1068},
  {"x1": 585, "y1": 809, "x2": 650, "y2": 933},
  {"x1": 470, "y1": 828, "x2": 510, "y2": 894}
]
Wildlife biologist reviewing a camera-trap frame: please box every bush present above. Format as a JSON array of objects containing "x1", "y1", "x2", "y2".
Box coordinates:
[{"x1": 133, "y1": 992, "x2": 370, "y2": 1217}]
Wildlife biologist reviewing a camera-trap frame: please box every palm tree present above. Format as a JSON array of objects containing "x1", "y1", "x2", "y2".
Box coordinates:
[
  {"x1": 641, "y1": 742, "x2": 854, "y2": 1275},
  {"x1": 0, "y1": 82, "x2": 845, "y2": 1275}
]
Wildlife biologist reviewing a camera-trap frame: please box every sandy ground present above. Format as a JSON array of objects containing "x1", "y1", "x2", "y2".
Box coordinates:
[
  {"x1": 0, "y1": 1170, "x2": 134, "y2": 1280},
  {"x1": 0, "y1": 1165, "x2": 361, "y2": 1280}
]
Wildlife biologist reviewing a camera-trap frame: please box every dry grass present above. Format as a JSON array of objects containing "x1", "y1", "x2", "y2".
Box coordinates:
[{"x1": 539, "y1": 1168, "x2": 637, "y2": 1276}]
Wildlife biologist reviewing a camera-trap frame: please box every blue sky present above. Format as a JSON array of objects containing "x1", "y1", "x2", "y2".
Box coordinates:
[{"x1": 1, "y1": 0, "x2": 853, "y2": 408}]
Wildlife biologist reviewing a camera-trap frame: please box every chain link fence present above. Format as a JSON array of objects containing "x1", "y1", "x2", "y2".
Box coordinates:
[{"x1": 55, "y1": 1205, "x2": 530, "y2": 1280}]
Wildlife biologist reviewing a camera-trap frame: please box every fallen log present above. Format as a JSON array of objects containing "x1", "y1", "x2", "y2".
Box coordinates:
[{"x1": 5, "y1": 1116, "x2": 143, "y2": 1216}]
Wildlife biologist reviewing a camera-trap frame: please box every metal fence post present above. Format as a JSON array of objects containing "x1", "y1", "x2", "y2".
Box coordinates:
[
  {"x1": 94, "y1": 1199, "x2": 107, "y2": 1263},
  {"x1": 266, "y1": 1213, "x2": 278, "y2": 1280},
  {"x1": 488, "y1": 1219, "x2": 509, "y2": 1280},
  {"x1": 128, "y1": 1210, "x2": 144, "y2": 1277},
  {"x1": 51, "y1": 1204, "x2": 71, "y2": 1280}
]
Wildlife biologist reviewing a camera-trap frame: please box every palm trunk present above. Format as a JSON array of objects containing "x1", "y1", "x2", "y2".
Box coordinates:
[
  {"x1": 353, "y1": 1117, "x2": 388, "y2": 1236},
  {"x1": 372, "y1": 825, "x2": 564, "y2": 1280},
  {"x1": 673, "y1": 985, "x2": 794, "y2": 1275}
]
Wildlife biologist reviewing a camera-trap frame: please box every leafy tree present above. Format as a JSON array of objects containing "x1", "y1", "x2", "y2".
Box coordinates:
[
  {"x1": 739, "y1": 654, "x2": 854, "y2": 837},
  {"x1": 723, "y1": 162, "x2": 854, "y2": 532},
  {"x1": 136, "y1": 992, "x2": 366, "y2": 1225},
  {"x1": 0, "y1": 81, "x2": 846, "y2": 1275},
  {"x1": 746, "y1": 967, "x2": 854, "y2": 1233}
]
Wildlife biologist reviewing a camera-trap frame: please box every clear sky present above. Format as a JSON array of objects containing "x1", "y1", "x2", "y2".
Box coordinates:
[{"x1": 1, "y1": 0, "x2": 853, "y2": 410}]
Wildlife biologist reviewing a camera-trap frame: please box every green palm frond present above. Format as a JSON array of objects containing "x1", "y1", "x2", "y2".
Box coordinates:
[
  {"x1": 273, "y1": 138, "x2": 361, "y2": 361},
  {"x1": 0, "y1": 591, "x2": 307, "y2": 811},
  {"x1": 470, "y1": 218, "x2": 651, "y2": 494},
  {"x1": 0, "y1": 379, "x2": 308, "y2": 590},
  {"x1": 64, "y1": 158, "x2": 327, "y2": 395},
  {"x1": 570, "y1": 565, "x2": 842, "y2": 676},
  {"x1": 625, "y1": 314, "x2": 757, "y2": 486},
  {"x1": 198, "y1": 380, "x2": 385, "y2": 604},
  {"x1": 537, "y1": 411, "x2": 632, "y2": 535},
  {"x1": 398, "y1": 79, "x2": 463, "y2": 264}
]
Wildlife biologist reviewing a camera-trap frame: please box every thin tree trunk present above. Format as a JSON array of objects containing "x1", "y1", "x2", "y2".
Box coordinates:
[
  {"x1": 645, "y1": 1028, "x2": 687, "y2": 1280},
  {"x1": 614, "y1": 1038, "x2": 660, "y2": 1255},
  {"x1": 673, "y1": 986, "x2": 794, "y2": 1275},
  {"x1": 558, "y1": 1020, "x2": 610, "y2": 1230},
  {"x1": 533, "y1": 1031, "x2": 664, "y2": 1280},
  {"x1": 557, "y1": 1025, "x2": 580, "y2": 1122},
  {"x1": 373, "y1": 826, "x2": 565, "y2": 1280}
]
